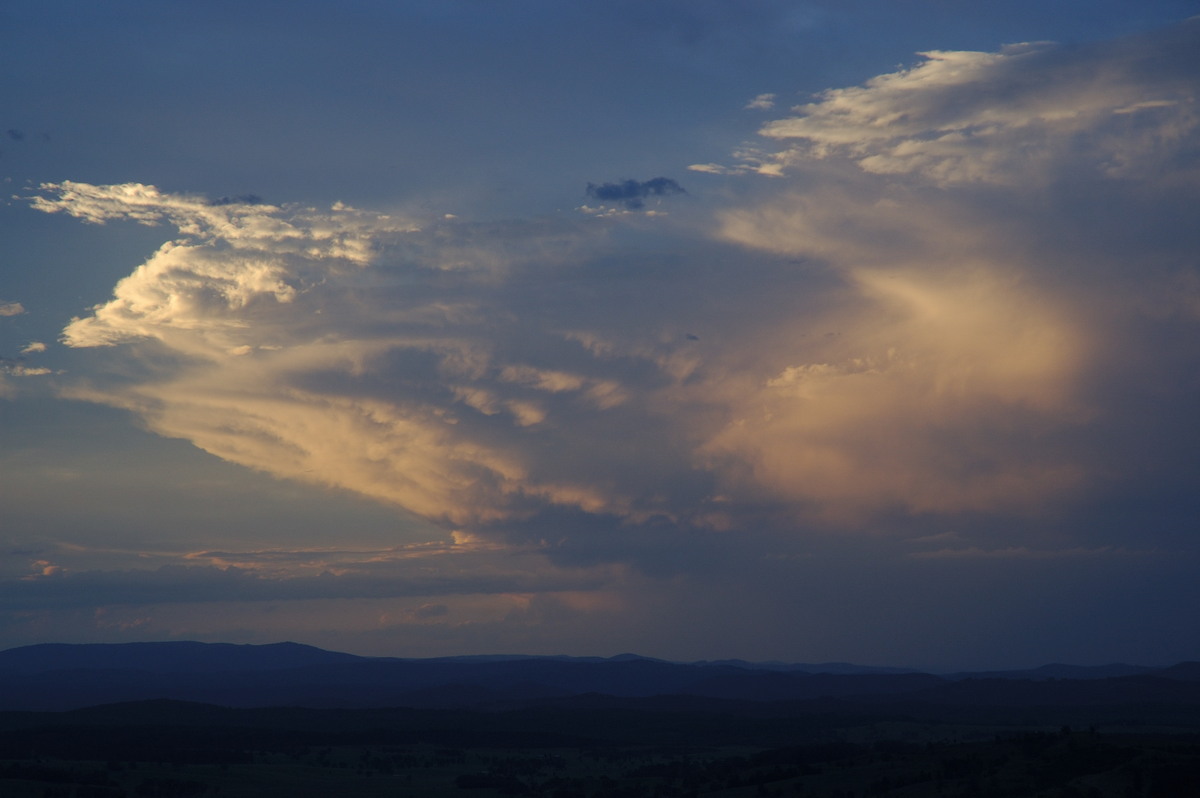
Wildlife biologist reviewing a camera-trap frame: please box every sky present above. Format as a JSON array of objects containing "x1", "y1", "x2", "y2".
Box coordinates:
[{"x1": 2, "y1": 1, "x2": 1199, "y2": 671}]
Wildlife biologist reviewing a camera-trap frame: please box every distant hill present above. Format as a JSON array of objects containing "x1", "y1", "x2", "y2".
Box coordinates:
[
  {"x1": 1155, "y1": 661, "x2": 1200, "y2": 681},
  {"x1": 0, "y1": 641, "x2": 1193, "y2": 714},
  {"x1": 0, "y1": 641, "x2": 365, "y2": 674},
  {"x1": 942, "y1": 662, "x2": 1157, "y2": 681},
  {"x1": 692, "y1": 658, "x2": 922, "y2": 676}
]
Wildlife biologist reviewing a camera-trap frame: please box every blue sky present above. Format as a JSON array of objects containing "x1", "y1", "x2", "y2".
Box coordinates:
[{"x1": 2, "y1": 1, "x2": 1199, "y2": 670}]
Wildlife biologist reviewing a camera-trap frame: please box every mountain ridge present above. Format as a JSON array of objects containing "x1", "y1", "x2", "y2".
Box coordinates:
[
  {"x1": 1, "y1": 640, "x2": 1163, "y2": 677},
  {"x1": 0, "y1": 641, "x2": 1191, "y2": 713}
]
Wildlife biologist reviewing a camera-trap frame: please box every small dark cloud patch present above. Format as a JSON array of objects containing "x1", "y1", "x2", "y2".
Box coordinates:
[
  {"x1": 208, "y1": 194, "x2": 264, "y2": 207},
  {"x1": 5, "y1": 129, "x2": 24, "y2": 141},
  {"x1": 586, "y1": 177, "x2": 685, "y2": 209}
]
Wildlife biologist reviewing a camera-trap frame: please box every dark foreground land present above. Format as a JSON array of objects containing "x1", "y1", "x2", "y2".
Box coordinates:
[
  {"x1": 2, "y1": 698, "x2": 1199, "y2": 798},
  {"x1": 2, "y1": 644, "x2": 1199, "y2": 797}
]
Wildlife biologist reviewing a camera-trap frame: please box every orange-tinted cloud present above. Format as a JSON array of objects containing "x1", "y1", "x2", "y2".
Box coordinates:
[{"x1": 29, "y1": 21, "x2": 1200, "y2": 548}]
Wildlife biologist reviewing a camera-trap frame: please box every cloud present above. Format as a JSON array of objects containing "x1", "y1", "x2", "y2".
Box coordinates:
[
  {"x1": 908, "y1": 546, "x2": 1148, "y2": 560},
  {"x1": 29, "y1": 21, "x2": 1200, "y2": 566},
  {"x1": 2, "y1": 538, "x2": 622, "y2": 610},
  {"x1": 180, "y1": 535, "x2": 510, "y2": 578},
  {"x1": 740, "y1": 24, "x2": 1200, "y2": 186},
  {"x1": 207, "y1": 193, "x2": 265, "y2": 207},
  {"x1": 20, "y1": 342, "x2": 46, "y2": 354},
  {"x1": 410, "y1": 603, "x2": 449, "y2": 619},
  {"x1": 689, "y1": 20, "x2": 1200, "y2": 522},
  {"x1": 744, "y1": 93, "x2": 776, "y2": 110},
  {"x1": 36, "y1": 182, "x2": 668, "y2": 530},
  {"x1": 0, "y1": 357, "x2": 51, "y2": 378},
  {"x1": 0, "y1": 302, "x2": 25, "y2": 317},
  {"x1": 704, "y1": 195, "x2": 1091, "y2": 519},
  {"x1": 585, "y1": 177, "x2": 686, "y2": 210}
]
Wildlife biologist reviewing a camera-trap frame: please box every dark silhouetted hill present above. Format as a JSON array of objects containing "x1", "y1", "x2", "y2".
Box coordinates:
[
  {"x1": 1155, "y1": 661, "x2": 1200, "y2": 681},
  {"x1": 0, "y1": 641, "x2": 363, "y2": 673},
  {"x1": 0, "y1": 641, "x2": 1196, "y2": 717},
  {"x1": 942, "y1": 662, "x2": 1157, "y2": 681}
]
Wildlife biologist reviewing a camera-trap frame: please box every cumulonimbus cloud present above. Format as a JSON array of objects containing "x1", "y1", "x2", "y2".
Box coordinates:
[
  {"x1": 31, "y1": 21, "x2": 1200, "y2": 552},
  {"x1": 693, "y1": 20, "x2": 1199, "y2": 521}
]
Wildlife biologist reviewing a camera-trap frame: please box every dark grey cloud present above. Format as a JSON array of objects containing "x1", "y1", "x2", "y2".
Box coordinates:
[
  {"x1": 585, "y1": 177, "x2": 685, "y2": 209},
  {"x1": 207, "y1": 193, "x2": 265, "y2": 207}
]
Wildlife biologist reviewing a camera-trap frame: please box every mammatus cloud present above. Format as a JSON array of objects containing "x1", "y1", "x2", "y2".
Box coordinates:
[{"x1": 29, "y1": 22, "x2": 1200, "y2": 560}]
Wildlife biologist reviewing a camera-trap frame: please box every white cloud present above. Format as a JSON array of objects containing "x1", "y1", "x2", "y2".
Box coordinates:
[
  {"x1": 0, "y1": 302, "x2": 25, "y2": 317},
  {"x1": 736, "y1": 26, "x2": 1200, "y2": 186},
  {"x1": 744, "y1": 92, "x2": 776, "y2": 110},
  {"x1": 687, "y1": 163, "x2": 736, "y2": 175},
  {"x1": 20, "y1": 342, "x2": 47, "y2": 354}
]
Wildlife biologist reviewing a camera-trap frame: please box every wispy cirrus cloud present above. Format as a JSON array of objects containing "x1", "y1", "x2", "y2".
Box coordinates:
[
  {"x1": 181, "y1": 532, "x2": 509, "y2": 576},
  {"x1": 5, "y1": 536, "x2": 621, "y2": 610}
]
